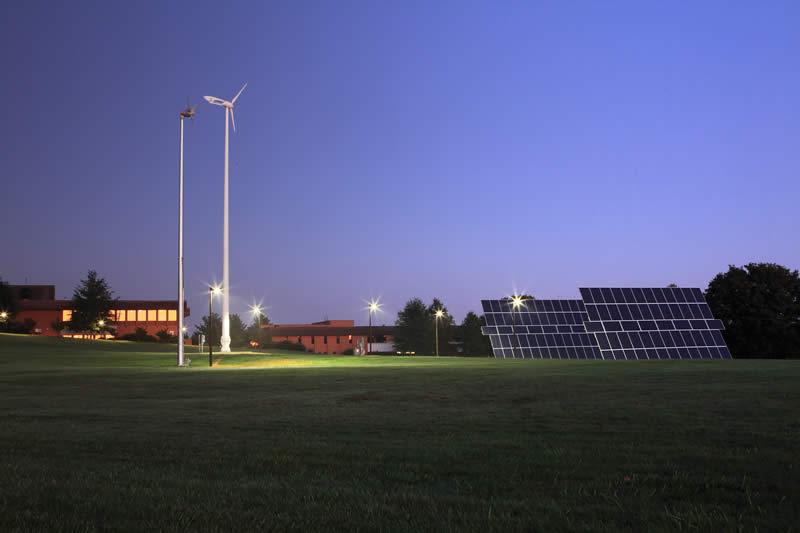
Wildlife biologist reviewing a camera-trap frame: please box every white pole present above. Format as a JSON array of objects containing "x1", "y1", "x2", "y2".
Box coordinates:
[
  {"x1": 178, "y1": 117, "x2": 185, "y2": 366},
  {"x1": 220, "y1": 106, "x2": 231, "y2": 352}
]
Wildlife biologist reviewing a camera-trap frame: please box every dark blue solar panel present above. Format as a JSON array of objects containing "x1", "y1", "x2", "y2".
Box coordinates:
[
  {"x1": 578, "y1": 288, "x2": 731, "y2": 360},
  {"x1": 480, "y1": 299, "x2": 602, "y2": 359}
]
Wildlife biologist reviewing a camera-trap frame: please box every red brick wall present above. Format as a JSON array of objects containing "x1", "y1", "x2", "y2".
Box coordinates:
[{"x1": 271, "y1": 334, "x2": 363, "y2": 354}]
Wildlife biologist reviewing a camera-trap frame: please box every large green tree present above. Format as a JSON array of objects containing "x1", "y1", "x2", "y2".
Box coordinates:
[
  {"x1": 393, "y1": 298, "x2": 433, "y2": 354},
  {"x1": 706, "y1": 263, "x2": 800, "y2": 358},
  {"x1": 70, "y1": 271, "x2": 116, "y2": 333},
  {"x1": 228, "y1": 313, "x2": 249, "y2": 348},
  {"x1": 193, "y1": 313, "x2": 222, "y2": 347},
  {"x1": 461, "y1": 311, "x2": 492, "y2": 356},
  {"x1": 246, "y1": 312, "x2": 272, "y2": 347},
  {"x1": 394, "y1": 297, "x2": 455, "y2": 355}
]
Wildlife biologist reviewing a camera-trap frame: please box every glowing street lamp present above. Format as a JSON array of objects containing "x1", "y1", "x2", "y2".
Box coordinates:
[
  {"x1": 208, "y1": 284, "x2": 222, "y2": 367},
  {"x1": 509, "y1": 294, "x2": 527, "y2": 358},
  {"x1": 434, "y1": 308, "x2": 445, "y2": 357},
  {"x1": 0, "y1": 311, "x2": 8, "y2": 322},
  {"x1": 250, "y1": 303, "x2": 264, "y2": 328},
  {"x1": 366, "y1": 299, "x2": 381, "y2": 355}
]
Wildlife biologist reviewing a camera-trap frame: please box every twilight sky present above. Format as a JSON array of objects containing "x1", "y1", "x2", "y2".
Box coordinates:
[{"x1": 1, "y1": 1, "x2": 798, "y2": 327}]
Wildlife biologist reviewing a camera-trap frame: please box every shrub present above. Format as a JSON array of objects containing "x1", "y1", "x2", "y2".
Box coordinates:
[
  {"x1": 156, "y1": 329, "x2": 178, "y2": 343},
  {"x1": 120, "y1": 327, "x2": 157, "y2": 343},
  {"x1": 262, "y1": 340, "x2": 307, "y2": 352}
]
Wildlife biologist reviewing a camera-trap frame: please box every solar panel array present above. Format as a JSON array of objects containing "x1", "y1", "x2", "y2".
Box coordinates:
[
  {"x1": 482, "y1": 299, "x2": 602, "y2": 359},
  {"x1": 579, "y1": 288, "x2": 730, "y2": 360},
  {"x1": 481, "y1": 288, "x2": 731, "y2": 360}
]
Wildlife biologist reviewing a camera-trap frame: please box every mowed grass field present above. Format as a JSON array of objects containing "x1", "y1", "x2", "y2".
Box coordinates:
[{"x1": 0, "y1": 334, "x2": 798, "y2": 531}]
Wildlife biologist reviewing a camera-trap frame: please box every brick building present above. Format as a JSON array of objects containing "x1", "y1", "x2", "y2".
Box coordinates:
[
  {"x1": 8, "y1": 284, "x2": 189, "y2": 339},
  {"x1": 263, "y1": 319, "x2": 395, "y2": 354}
]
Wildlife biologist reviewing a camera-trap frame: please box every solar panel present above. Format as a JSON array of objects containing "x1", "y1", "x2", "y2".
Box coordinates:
[
  {"x1": 578, "y1": 288, "x2": 731, "y2": 360},
  {"x1": 481, "y1": 299, "x2": 603, "y2": 359}
]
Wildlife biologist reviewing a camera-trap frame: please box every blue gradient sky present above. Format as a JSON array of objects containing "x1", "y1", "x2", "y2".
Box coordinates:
[{"x1": 2, "y1": 1, "x2": 798, "y2": 326}]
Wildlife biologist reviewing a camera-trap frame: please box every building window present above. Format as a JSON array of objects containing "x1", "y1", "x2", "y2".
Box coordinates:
[
  {"x1": 157, "y1": 309, "x2": 167, "y2": 322},
  {"x1": 336, "y1": 336, "x2": 340, "y2": 344},
  {"x1": 167, "y1": 310, "x2": 177, "y2": 322},
  {"x1": 137, "y1": 310, "x2": 147, "y2": 322},
  {"x1": 62, "y1": 310, "x2": 72, "y2": 322},
  {"x1": 324, "y1": 336, "x2": 328, "y2": 344},
  {"x1": 147, "y1": 309, "x2": 157, "y2": 321}
]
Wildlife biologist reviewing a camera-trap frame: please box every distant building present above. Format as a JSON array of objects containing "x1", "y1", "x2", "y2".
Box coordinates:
[
  {"x1": 9, "y1": 284, "x2": 189, "y2": 339},
  {"x1": 263, "y1": 319, "x2": 395, "y2": 354}
]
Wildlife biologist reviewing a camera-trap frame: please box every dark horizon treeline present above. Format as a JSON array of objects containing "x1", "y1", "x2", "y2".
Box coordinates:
[{"x1": 2, "y1": 262, "x2": 799, "y2": 358}]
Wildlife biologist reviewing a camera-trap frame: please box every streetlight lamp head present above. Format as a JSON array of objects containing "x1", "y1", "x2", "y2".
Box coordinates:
[
  {"x1": 0, "y1": 311, "x2": 7, "y2": 319},
  {"x1": 211, "y1": 284, "x2": 222, "y2": 296},
  {"x1": 98, "y1": 320, "x2": 105, "y2": 327},
  {"x1": 250, "y1": 303, "x2": 263, "y2": 316},
  {"x1": 367, "y1": 299, "x2": 381, "y2": 314},
  {"x1": 434, "y1": 309, "x2": 445, "y2": 319},
  {"x1": 511, "y1": 294, "x2": 525, "y2": 309}
]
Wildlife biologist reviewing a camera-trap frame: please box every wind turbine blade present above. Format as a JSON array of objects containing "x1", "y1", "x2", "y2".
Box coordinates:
[
  {"x1": 231, "y1": 83, "x2": 247, "y2": 104},
  {"x1": 230, "y1": 108, "x2": 236, "y2": 132}
]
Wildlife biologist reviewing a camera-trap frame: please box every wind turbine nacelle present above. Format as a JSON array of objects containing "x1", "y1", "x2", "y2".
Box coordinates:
[{"x1": 204, "y1": 95, "x2": 233, "y2": 107}]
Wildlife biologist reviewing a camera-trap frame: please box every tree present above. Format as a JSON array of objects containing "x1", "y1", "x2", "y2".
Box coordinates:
[
  {"x1": 428, "y1": 297, "x2": 456, "y2": 355},
  {"x1": 394, "y1": 297, "x2": 455, "y2": 355},
  {"x1": 193, "y1": 313, "x2": 221, "y2": 347},
  {"x1": 229, "y1": 313, "x2": 249, "y2": 348},
  {"x1": 461, "y1": 311, "x2": 492, "y2": 356},
  {"x1": 246, "y1": 313, "x2": 272, "y2": 347},
  {"x1": 70, "y1": 271, "x2": 116, "y2": 333},
  {"x1": 0, "y1": 279, "x2": 18, "y2": 320},
  {"x1": 706, "y1": 263, "x2": 800, "y2": 358},
  {"x1": 393, "y1": 298, "x2": 432, "y2": 354}
]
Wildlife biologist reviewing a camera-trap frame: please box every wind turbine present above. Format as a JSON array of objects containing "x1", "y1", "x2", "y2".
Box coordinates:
[
  {"x1": 177, "y1": 103, "x2": 197, "y2": 366},
  {"x1": 204, "y1": 83, "x2": 246, "y2": 352}
]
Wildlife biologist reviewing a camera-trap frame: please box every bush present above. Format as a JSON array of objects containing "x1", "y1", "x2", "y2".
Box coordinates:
[
  {"x1": 120, "y1": 327, "x2": 157, "y2": 343},
  {"x1": 156, "y1": 329, "x2": 178, "y2": 343},
  {"x1": 341, "y1": 348, "x2": 354, "y2": 355},
  {"x1": 262, "y1": 340, "x2": 307, "y2": 352}
]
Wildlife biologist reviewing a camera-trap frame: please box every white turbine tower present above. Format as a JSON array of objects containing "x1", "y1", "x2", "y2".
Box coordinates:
[{"x1": 204, "y1": 83, "x2": 246, "y2": 352}]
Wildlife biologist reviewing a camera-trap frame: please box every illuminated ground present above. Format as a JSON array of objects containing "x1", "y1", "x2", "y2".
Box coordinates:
[{"x1": 0, "y1": 333, "x2": 798, "y2": 531}]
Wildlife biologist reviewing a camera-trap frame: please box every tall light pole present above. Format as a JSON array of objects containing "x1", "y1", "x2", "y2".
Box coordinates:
[
  {"x1": 510, "y1": 294, "x2": 525, "y2": 358},
  {"x1": 208, "y1": 284, "x2": 221, "y2": 366},
  {"x1": 250, "y1": 303, "x2": 263, "y2": 347},
  {"x1": 177, "y1": 104, "x2": 196, "y2": 366},
  {"x1": 434, "y1": 308, "x2": 444, "y2": 357},
  {"x1": 204, "y1": 84, "x2": 247, "y2": 353},
  {"x1": 366, "y1": 299, "x2": 381, "y2": 355}
]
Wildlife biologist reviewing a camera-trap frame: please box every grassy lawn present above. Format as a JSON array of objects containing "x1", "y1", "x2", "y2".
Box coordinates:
[{"x1": 0, "y1": 333, "x2": 798, "y2": 531}]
